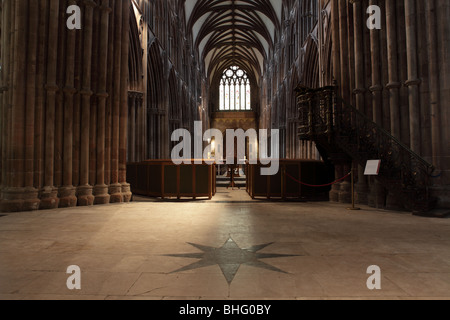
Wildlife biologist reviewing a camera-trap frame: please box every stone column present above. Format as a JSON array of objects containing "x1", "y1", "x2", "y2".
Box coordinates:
[
  {"x1": 24, "y1": 0, "x2": 37, "y2": 188},
  {"x1": 0, "y1": 2, "x2": 5, "y2": 191},
  {"x1": 436, "y1": 0, "x2": 450, "y2": 189},
  {"x1": 384, "y1": 0, "x2": 403, "y2": 210},
  {"x1": 385, "y1": 0, "x2": 402, "y2": 139},
  {"x1": 120, "y1": 0, "x2": 132, "y2": 203},
  {"x1": 134, "y1": 94, "x2": 141, "y2": 162},
  {"x1": 0, "y1": 0, "x2": 40, "y2": 212},
  {"x1": 139, "y1": 94, "x2": 145, "y2": 161},
  {"x1": 338, "y1": 0, "x2": 350, "y2": 101},
  {"x1": 109, "y1": 0, "x2": 123, "y2": 203},
  {"x1": 425, "y1": 0, "x2": 441, "y2": 169},
  {"x1": 368, "y1": 0, "x2": 386, "y2": 209},
  {"x1": 10, "y1": 0, "x2": 26, "y2": 189},
  {"x1": 34, "y1": 0, "x2": 48, "y2": 197},
  {"x1": 404, "y1": 0, "x2": 421, "y2": 154},
  {"x1": 157, "y1": 113, "x2": 162, "y2": 158},
  {"x1": 105, "y1": 17, "x2": 114, "y2": 189},
  {"x1": 60, "y1": 0, "x2": 78, "y2": 208},
  {"x1": 94, "y1": 0, "x2": 112, "y2": 205},
  {"x1": 330, "y1": 160, "x2": 344, "y2": 203},
  {"x1": 351, "y1": 0, "x2": 369, "y2": 205},
  {"x1": 77, "y1": 0, "x2": 96, "y2": 206},
  {"x1": 0, "y1": 0, "x2": 11, "y2": 210},
  {"x1": 40, "y1": 0, "x2": 60, "y2": 210},
  {"x1": 128, "y1": 93, "x2": 136, "y2": 163},
  {"x1": 330, "y1": 0, "x2": 341, "y2": 203},
  {"x1": 427, "y1": 0, "x2": 450, "y2": 208},
  {"x1": 21, "y1": 0, "x2": 40, "y2": 210},
  {"x1": 141, "y1": 20, "x2": 148, "y2": 163},
  {"x1": 369, "y1": 0, "x2": 383, "y2": 126},
  {"x1": 337, "y1": 0, "x2": 351, "y2": 204}
]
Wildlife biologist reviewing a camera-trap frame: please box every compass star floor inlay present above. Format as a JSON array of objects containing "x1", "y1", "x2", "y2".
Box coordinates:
[{"x1": 165, "y1": 238, "x2": 300, "y2": 284}]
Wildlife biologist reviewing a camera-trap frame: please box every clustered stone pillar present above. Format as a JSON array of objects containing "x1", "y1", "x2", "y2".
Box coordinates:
[
  {"x1": 367, "y1": 0, "x2": 386, "y2": 209},
  {"x1": 404, "y1": 0, "x2": 421, "y2": 155},
  {"x1": 94, "y1": 0, "x2": 112, "y2": 205},
  {"x1": 329, "y1": 0, "x2": 342, "y2": 203},
  {"x1": 351, "y1": 0, "x2": 369, "y2": 205},
  {"x1": 120, "y1": 0, "x2": 132, "y2": 203},
  {"x1": 0, "y1": 0, "x2": 132, "y2": 212},
  {"x1": 78, "y1": 0, "x2": 95, "y2": 207}
]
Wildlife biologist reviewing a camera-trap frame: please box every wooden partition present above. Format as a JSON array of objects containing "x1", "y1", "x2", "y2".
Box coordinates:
[
  {"x1": 247, "y1": 160, "x2": 334, "y2": 200},
  {"x1": 127, "y1": 160, "x2": 216, "y2": 200}
]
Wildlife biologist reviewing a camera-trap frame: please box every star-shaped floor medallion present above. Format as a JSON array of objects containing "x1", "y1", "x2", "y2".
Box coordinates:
[{"x1": 165, "y1": 238, "x2": 300, "y2": 284}]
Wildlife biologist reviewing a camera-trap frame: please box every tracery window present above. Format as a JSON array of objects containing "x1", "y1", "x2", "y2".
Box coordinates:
[{"x1": 219, "y1": 66, "x2": 251, "y2": 111}]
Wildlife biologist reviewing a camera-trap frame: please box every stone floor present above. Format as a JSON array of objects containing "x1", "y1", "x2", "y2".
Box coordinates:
[{"x1": 1, "y1": 188, "x2": 450, "y2": 300}]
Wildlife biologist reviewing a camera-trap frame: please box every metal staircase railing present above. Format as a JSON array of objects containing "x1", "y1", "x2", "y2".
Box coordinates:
[{"x1": 296, "y1": 86, "x2": 436, "y2": 213}]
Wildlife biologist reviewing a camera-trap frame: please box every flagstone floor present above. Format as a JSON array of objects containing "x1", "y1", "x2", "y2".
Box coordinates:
[{"x1": 1, "y1": 188, "x2": 450, "y2": 300}]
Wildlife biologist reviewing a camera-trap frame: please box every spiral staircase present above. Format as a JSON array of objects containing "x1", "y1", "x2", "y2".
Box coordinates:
[{"x1": 296, "y1": 86, "x2": 437, "y2": 215}]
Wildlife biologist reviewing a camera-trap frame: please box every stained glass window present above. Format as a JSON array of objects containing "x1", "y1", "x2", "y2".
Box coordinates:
[{"x1": 219, "y1": 66, "x2": 251, "y2": 111}]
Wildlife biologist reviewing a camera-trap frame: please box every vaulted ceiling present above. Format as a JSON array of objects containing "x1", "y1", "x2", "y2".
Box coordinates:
[{"x1": 183, "y1": 0, "x2": 282, "y2": 84}]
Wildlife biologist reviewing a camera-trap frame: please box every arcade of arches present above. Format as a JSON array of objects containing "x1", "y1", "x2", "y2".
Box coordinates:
[{"x1": 0, "y1": 0, "x2": 449, "y2": 213}]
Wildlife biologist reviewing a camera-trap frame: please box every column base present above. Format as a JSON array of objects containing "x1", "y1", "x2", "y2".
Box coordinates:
[
  {"x1": 77, "y1": 185, "x2": 94, "y2": 206},
  {"x1": 368, "y1": 180, "x2": 386, "y2": 209},
  {"x1": 0, "y1": 187, "x2": 40, "y2": 212},
  {"x1": 121, "y1": 183, "x2": 132, "y2": 203},
  {"x1": 339, "y1": 181, "x2": 352, "y2": 204},
  {"x1": 94, "y1": 184, "x2": 111, "y2": 205},
  {"x1": 109, "y1": 183, "x2": 123, "y2": 203},
  {"x1": 59, "y1": 186, "x2": 77, "y2": 208},
  {"x1": 430, "y1": 186, "x2": 450, "y2": 210},
  {"x1": 40, "y1": 186, "x2": 60, "y2": 210},
  {"x1": 385, "y1": 190, "x2": 406, "y2": 211},
  {"x1": 356, "y1": 183, "x2": 369, "y2": 205},
  {"x1": 330, "y1": 183, "x2": 340, "y2": 202}
]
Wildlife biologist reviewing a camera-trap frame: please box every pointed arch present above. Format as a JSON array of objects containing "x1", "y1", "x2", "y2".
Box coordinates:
[
  {"x1": 301, "y1": 35, "x2": 319, "y2": 89},
  {"x1": 148, "y1": 42, "x2": 164, "y2": 110},
  {"x1": 147, "y1": 42, "x2": 165, "y2": 159},
  {"x1": 129, "y1": 3, "x2": 143, "y2": 92}
]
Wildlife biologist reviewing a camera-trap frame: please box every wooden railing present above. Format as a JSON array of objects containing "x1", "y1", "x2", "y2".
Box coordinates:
[
  {"x1": 247, "y1": 160, "x2": 334, "y2": 200},
  {"x1": 127, "y1": 160, "x2": 216, "y2": 200}
]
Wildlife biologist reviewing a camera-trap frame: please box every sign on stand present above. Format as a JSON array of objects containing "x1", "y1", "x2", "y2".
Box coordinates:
[{"x1": 364, "y1": 160, "x2": 382, "y2": 176}]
